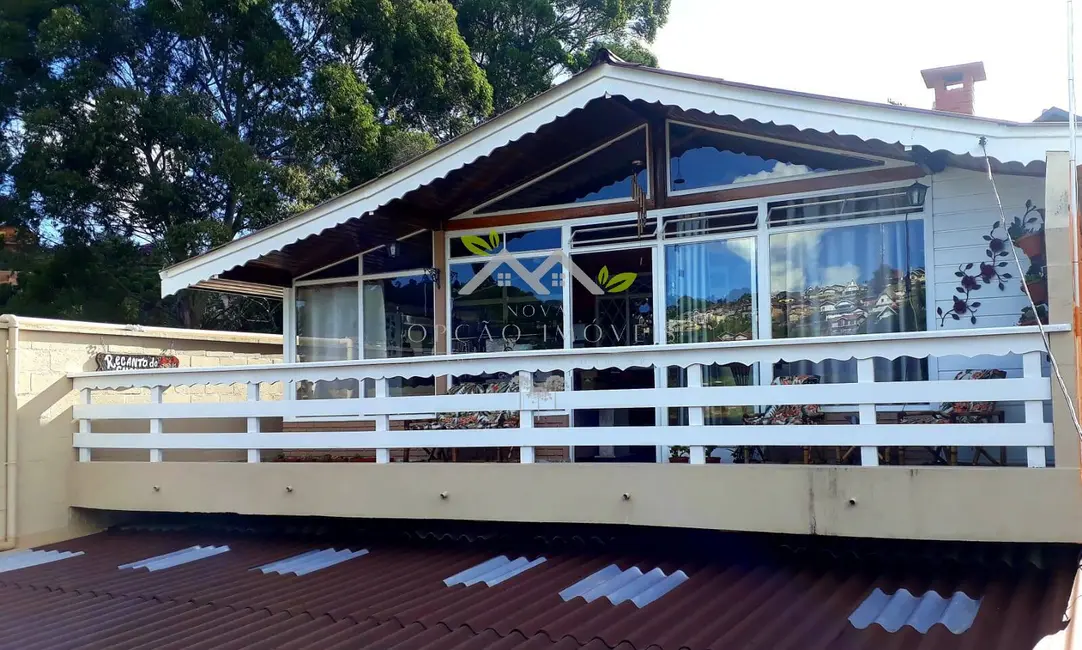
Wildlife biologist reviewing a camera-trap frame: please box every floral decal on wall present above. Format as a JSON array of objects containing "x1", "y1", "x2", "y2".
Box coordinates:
[{"x1": 937, "y1": 222, "x2": 1014, "y2": 326}]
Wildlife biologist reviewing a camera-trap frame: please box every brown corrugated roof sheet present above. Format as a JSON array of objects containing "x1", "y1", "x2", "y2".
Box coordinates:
[{"x1": 0, "y1": 526, "x2": 1076, "y2": 649}]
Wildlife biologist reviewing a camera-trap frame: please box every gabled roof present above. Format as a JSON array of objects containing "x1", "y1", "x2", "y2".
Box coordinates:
[{"x1": 161, "y1": 52, "x2": 1079, "y2": 298}]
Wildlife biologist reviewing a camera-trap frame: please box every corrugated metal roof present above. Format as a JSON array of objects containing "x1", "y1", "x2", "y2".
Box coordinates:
[{"x1": 0, "y1": 529, "x2": 1074, "y2": 650}]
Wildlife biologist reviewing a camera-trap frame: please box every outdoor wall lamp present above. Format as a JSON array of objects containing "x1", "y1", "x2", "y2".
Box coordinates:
[
  {"x1": 906, "y1": 181, "x2": 929, "y2": 209},
  {"x1": 387, "y1": 242, "x2": 399, "y2": 258},
  {"x1": 425, "y1": 267, "x2": 442, "y2": 289}
]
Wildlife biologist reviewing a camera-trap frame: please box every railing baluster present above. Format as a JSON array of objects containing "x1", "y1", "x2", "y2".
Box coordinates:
[
  {"x1": 688, "y1": 364, "x2": 705, "y2": 465},
  {"x1": 246, "y1": 383, "x2": 260, "y2": 463},
  {"x1": 856, "y1": 358, "x2": 878, "y2": 466},
  {"x1": 374, "y1": 378, "x2": 390, "y2": 464},
  {"x1": 149, "y1": 386, "x2": 163, "y2": 463},
  {"x1": 78, "y1": 388, "x2": 91, "y2": 462},
  {"x1": 1023, "y1": 351, "x2": 1046, "y2": 468},
  {"x1": 519, "y1": 371, "x2": 535, "y2": 464}
]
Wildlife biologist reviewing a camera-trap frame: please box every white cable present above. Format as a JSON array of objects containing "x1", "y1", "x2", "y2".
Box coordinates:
[{"x1": 980, "y1": 139, "x2": 1082, "y2": 442}]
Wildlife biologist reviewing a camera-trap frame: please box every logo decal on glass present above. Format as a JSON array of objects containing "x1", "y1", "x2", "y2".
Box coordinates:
[{"x1": 457, "y1": 232, "x2": 637, "y2": 297}]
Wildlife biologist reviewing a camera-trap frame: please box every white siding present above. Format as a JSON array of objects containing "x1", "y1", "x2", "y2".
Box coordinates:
[{"x1": 929, "y1": 168, "x2": 1046, "y2": 439}]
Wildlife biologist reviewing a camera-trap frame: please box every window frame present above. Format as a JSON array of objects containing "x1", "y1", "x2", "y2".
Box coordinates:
[
  {"x1": 665, "y1": 119, "x2": 909, "y2": 199},
  {"x1": 287, "y1": 232, "x2": 438, "y2": 420},
  {"x1": 454, "y1": 124, "x2": 652, "y2": 220}
]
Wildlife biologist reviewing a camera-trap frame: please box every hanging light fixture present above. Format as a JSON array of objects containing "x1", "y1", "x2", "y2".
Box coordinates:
[
  {"x1": 387, "y1": 242, "x2": 399, "y2": 258},
  {"x1": 905, "y1": 181, "x2": 929, "y2": 209}
]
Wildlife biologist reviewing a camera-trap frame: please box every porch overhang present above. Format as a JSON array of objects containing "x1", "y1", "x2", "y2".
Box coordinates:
[{"x1": 161, "y1": 55, "x2": 1077, "y2": 298}]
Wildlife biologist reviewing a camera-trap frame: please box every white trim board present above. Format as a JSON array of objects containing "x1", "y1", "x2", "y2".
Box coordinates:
[{"x1": 160, "y1": 61, "x2": 1074, "y2": 297}]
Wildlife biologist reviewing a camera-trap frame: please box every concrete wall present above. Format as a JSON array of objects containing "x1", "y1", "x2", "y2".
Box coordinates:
[
  {"x1": 0, "y1": 316, "x2": 282, "y2": 547},
  {"x1": 68, "y1": 462, "x2": 1082, "y2": 543}
]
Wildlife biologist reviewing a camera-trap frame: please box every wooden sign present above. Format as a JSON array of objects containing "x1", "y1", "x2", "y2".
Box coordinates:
[{"x1": 95, "y1": 353, "x2": 180, "y2": 372}]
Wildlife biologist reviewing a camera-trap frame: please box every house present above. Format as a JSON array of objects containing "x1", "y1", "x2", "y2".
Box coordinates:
[{"x1": 46, "y1": 54, "x2": 1082, "y2": 647}]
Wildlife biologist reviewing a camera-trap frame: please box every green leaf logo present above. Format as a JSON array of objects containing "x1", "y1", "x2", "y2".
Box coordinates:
[
  {"x1": 597, "y1": 266, "x2": 636, "y2": 293},
  {"x1": 462, "y1": 230, "x2": 501, "y2": 256},
  {"x1": 605, "y1": 272, "x2": 637, "y2": 293}
]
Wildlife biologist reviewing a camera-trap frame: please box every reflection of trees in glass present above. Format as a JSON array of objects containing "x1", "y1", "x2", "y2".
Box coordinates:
[
  {"x1": 770, "y1": 269, "x2": 926, "y2": 339},
  {"x1": 666, "y1": 291, "x2": 753, "y2": 343}
]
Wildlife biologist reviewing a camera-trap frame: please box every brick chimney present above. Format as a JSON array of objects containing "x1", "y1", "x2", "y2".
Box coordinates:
[{"x1": 920, "y1": 62, "x2": 987, "y2": 115}]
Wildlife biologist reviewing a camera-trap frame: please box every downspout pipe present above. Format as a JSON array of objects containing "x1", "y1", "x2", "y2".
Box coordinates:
[{"x1": 0, "y1": 315, "x2": 20, "y2": 550}]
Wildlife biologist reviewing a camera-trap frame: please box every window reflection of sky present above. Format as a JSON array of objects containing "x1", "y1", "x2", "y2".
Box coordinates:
[
  {"x1": 672, "y1": 147, "x2": 825, "y2": 192},
  {"x1": 770, "y1": 220, "x2": 924, "y2": 293},
  {"x1": 665, "y1": 239, "x2": 755, "y2": 305}
]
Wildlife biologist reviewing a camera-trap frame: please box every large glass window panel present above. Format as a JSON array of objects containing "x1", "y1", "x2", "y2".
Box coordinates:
[
  {"x1": 295, "y1": 282, "x2": 359, "y2": 399},
  {"x1": 571, "y1": 248, "x2": 654, "y2": 348},
  {"x1": 666, "y1": 238, "x2": 755, "y2": 344},
  {"x1": 770, "y1": 219, "x2": 926, "y2": 339},
  {"x1": 668, "y1": 122, "x2": 883, "y2": 193},
  {"x1": 362, "y1": 274, "x2": 435, "y2": 359},
  {"x1": 478, "y1": 128, "x2": 649, "y2": 213},
  {"x1": 450, "y1": 258, "x2": 564, "y2": 353}
]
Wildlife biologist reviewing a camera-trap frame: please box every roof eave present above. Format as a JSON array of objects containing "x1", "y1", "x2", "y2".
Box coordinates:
[{"x1": 161, "y1": 60, "x2": 1076, "y2": 298}]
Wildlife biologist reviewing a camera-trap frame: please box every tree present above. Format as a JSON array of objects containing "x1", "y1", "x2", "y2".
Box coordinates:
[
  {"x1": 0, "y1": 0, "x2": 492, "y2": 326},
  {"x1": 0, "y1": 0, "x2": 668, "y2": 329},
  {"x1": 452, "y1": 0, "x2": 669, "y2": 111}
]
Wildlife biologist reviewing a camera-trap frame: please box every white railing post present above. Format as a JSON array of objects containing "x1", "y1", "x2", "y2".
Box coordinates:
[
  {"x1": 519, "y1": 371, "x2": 535, "y2": 463},
  {"x1": 1023, "y1": 352, "x2": 1047, "y2": 468},
  {"x1": 78, "y1": 388, "x2": 91, "y2": 462},
  {"x1": 374, "y1": 378, "x2": 390, "y2": 464},
  {"x1": 856, "y1": 358, "x2": 878, "y2": 467},
  {"x1": 149, "y1": 386, "x2": 163, "y2": 463},
  {"x1": 688, "y1": 364, "x2": 706, "y2": 465},
  {"x1": 246, "y1": 383, "x2": 261, "y2": 463}
]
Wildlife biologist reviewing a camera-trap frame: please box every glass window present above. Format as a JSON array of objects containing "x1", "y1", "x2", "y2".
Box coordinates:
[
  {"x1": 362, "y1": 232, "x2": 432, "y2": 274},
  {"x1": 665, "y1": 238, "x2": 755, "y2": 344},
  {"x1": 505, "y1": 228, "x2": 561, "y2": 253},
  {"x1": 297, "y1": 257, "x2": 358, "y2": 281},
  {"x1": 663, "y1": 207, "x2": 757, "y2": 238},
  {"x1": 295, "y1": 282, "x2": 359, "y2": 399},
  {"x1": 450, "y1": 257, "x2": 564, "y2": 353},
  {"x1": 449, "y1": 228, "x2": 561, "y2": 258},
  {"x1": 768, "y1": 187, "x2": 913, "y2": 228},
  {"x1": 570, "y1": 218, "x2": 657, "y2": 247},
  {"x1": 769, "y1": 219, "x2": 926, "y2": 339},
  {"x1": 668, "y1": 122, "x2": 883, "y2": 193},
  {"x1": 362, "y1": 274, "x2": 435, "y2": 359},
  {"x1": 571, "y1": 248, "x2": 654, "y2": 347},
  {"x1": 478, "y1": 128, "x2": 649, "y2": 213}
]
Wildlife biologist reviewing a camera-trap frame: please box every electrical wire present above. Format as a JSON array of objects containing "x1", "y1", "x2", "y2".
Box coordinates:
[{"x1": 980, "y1": 138, "x2": 1082, "y2": 443}]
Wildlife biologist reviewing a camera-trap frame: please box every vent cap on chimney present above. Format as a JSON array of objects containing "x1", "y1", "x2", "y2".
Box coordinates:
[{"x1": 920, "y1": 62, "x2": 986, "y2": 115}]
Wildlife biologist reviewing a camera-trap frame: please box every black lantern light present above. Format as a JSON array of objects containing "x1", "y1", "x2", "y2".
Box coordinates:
[
  {"x1": 905, "y1": 181, "x2": 929, "y2": 209},
  {"x1": 424, "y1": 267, "x2": 441, "y2": 289},
  {"x1": 387, "y1": 242, "x2": 399, "y2": 258}
]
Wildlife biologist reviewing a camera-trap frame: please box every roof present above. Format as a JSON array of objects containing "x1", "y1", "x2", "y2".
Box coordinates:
[
  {"x1": 160, "y1": 51, "x2": 1082, "y2": 298},
  {"x1": 1, "y1": 524, "x2": 1078, "y2": 650}
]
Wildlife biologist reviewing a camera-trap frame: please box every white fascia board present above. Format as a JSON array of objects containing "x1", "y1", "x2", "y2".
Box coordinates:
[
  {"x1": 160, "y1": 62, "x2": 1074, "y2": 297},
  {"x1": 601, "y1": 65, "x2": 1073, "y2": 163}
]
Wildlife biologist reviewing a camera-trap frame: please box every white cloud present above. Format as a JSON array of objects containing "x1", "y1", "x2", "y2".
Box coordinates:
[
  {"x1": 822, "y1": 263, "x2": 862, "y2": 287},
  {"x1": 733, "y1": 162, "x2": 814, "y2": 185}
]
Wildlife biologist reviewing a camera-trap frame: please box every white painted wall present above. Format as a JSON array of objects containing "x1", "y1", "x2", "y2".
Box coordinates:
[{"x1": 928, "y1": 168, "x2": 1048, "y2": 456}]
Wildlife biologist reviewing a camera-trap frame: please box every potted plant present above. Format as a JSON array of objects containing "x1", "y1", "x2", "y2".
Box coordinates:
[
  {"x1": 669, "y1": 445, "x2": 690, "y2": 463},
  {"x1": 704, "y1": 445, "x2": 721, "y2": 463},
  {"x1": 1011, "y1": 201, "x2": 1045, "y2": 259},
  {"x1": 1023, "y1": 260, "x2": 1047, "y2": 304},
  {"x1": 1018, "y1": 303, "x2": 1049, "y2": 326}
]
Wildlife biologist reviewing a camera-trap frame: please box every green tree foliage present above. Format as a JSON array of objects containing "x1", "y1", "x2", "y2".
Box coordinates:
[
  {"x1": 0, "y1": 0, "x2": 666, "y2": 330},
  {"x1": 453, "y1": 0, "x2": 669, "y2": 111}
]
